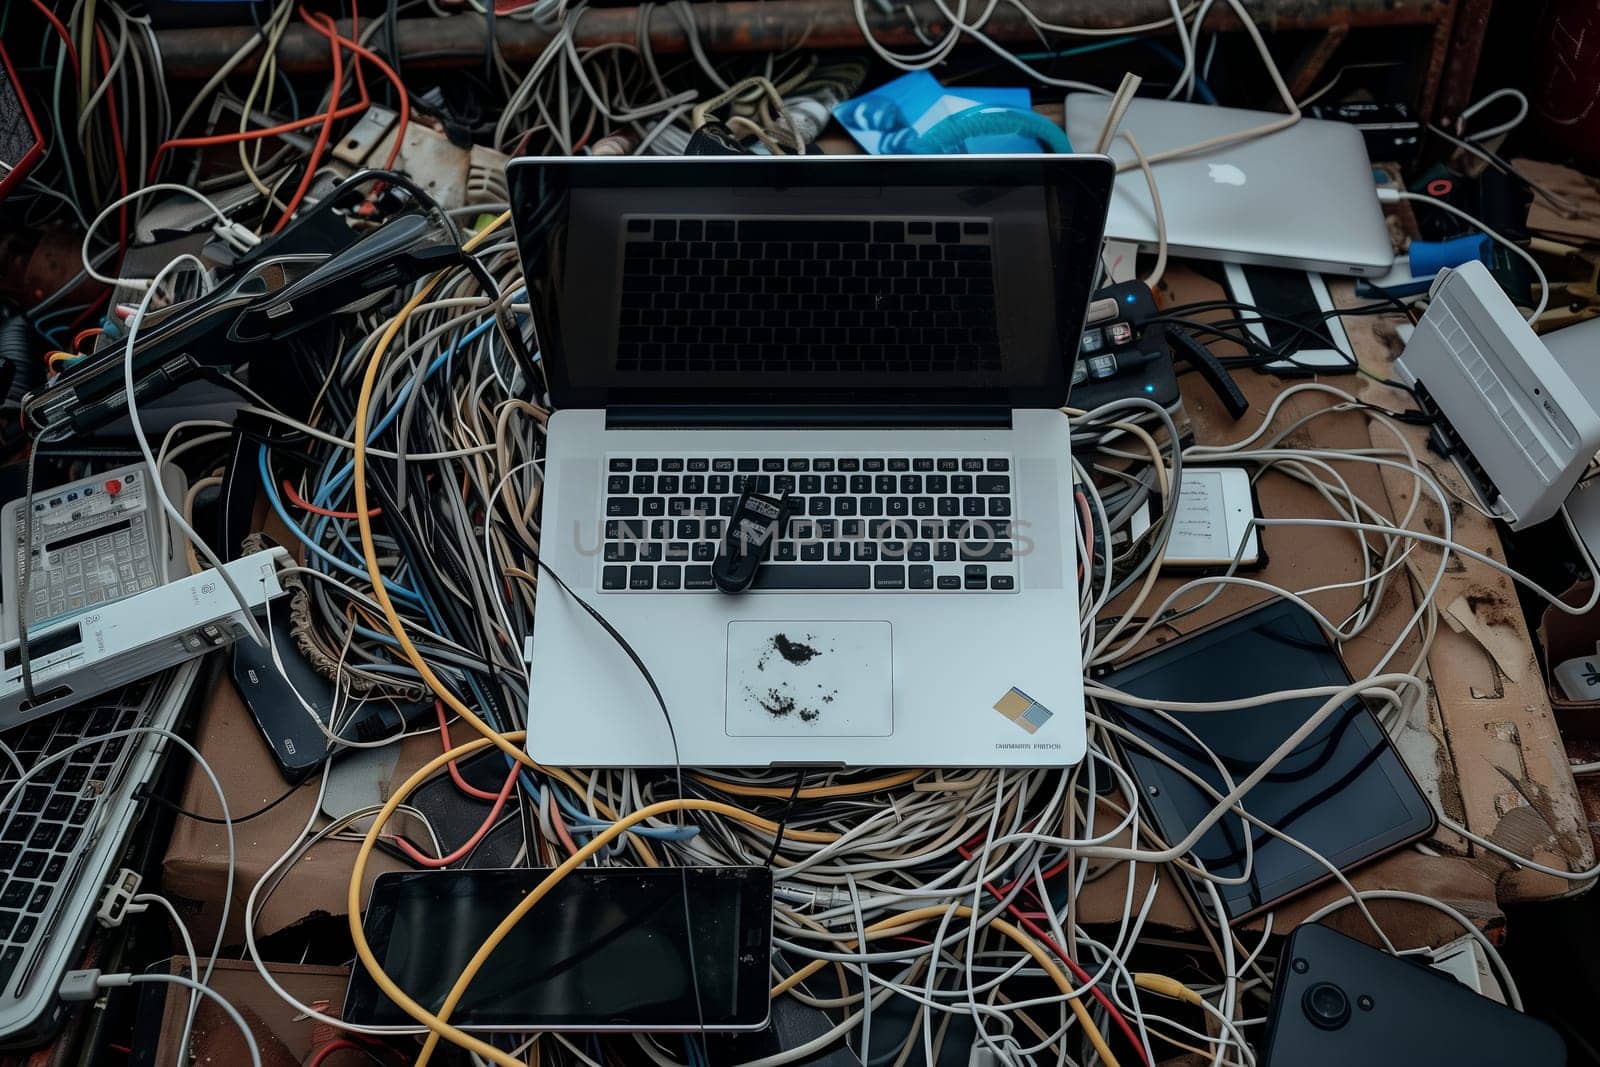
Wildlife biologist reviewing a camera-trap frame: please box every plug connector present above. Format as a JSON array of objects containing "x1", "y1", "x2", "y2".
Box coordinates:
[{"x1": 58, "y1": 970, "x2": 103, "y2": 1002}]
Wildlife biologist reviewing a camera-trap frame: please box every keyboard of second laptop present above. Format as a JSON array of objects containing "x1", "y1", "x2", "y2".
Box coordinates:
[
  {"x1": 0, "y1": 681, "x2": 154, "y2": 993},
  {"x1": 601, "y1": 456, "x2": 1018, "y2": 593}
]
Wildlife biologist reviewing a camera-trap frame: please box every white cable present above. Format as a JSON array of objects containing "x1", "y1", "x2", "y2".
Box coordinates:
[
  {"x1": 1459, "y1": 87, "x2": 1528, "y2": 143},
  {"x1": 0, "y1": 726, "x2": 234, "y2": 1018},
  {"x1": 1297, "y1": 891, "x2": 1523, "y2": 1010},
  {"x1": 132, "y1": 893, "x2": 201, "y2": 1063},
  {"x1": 100, "y1": 972, "x2": 261, "y2": 1067},
  {"x1": 80, "y1": 184, "x2": 249, "y2": 290},
  {"x1": 122, "y1": 256, "x2": 269, "y2": 647},
  {"x1": 1382, "y1": 189, "x2": 1548, "y2": 322}
]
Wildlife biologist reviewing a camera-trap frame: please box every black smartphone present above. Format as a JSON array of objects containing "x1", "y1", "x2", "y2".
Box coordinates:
[
  {"x1": 1095, "y1": 599, "x2": 1435, "y2": 923},
  {"x1": 343, "y1": 866, "x2": 773, "y2": 1031},
  {"x1": 1263, "y1": 924, "x2": 1565, "y2": 1066}
]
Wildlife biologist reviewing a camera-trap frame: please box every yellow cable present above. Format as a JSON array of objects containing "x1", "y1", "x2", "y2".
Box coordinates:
[
  {"x1": 691, "y1": 768, "x2": 925, "y2": 800},
  {"x1": 1133, "y1": 972, "x2": 1206, "y2": 1007},
  {"x1": 350, "y1": 211, "x2": 536, "y2": 776},
  {"x1": 771, "y1": 905, "x2": 1121, "y2": 1067},
  {"x1": 344, "y1": 213, "x2": 1091, "y2": 1067},
  {"x1": 344, "y1": 740, "x2": 839, "y2": 1067}
]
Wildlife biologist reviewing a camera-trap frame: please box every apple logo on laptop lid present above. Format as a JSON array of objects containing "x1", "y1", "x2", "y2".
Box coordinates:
[{"x1": 1208, "y1": 163, "x2": 1247, "y2": 187}]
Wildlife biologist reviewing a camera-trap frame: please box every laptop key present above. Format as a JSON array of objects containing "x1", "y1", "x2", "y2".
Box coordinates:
[
  {"x1": 991, "y1": 575, "x2": 1015, "y2": 590},
  {"x1": 964, "y1": 565, "x2": 988, "y2": 590},
  {"x1": 751, "y1": 565, "x2": 870, "y2": 590},
  {"x1": 607, "y1": 498, "x2": 639, "y2": 517},
  {"x1": 602, "y1": 567, "x2": 627, "y2": 590},
  {"x1": 874, "y1": 566, "x2": 905, "y2": 590},
  {"x1": 629, "y1": 567, "x2": 654, "y2": 590},
  {"x1": 976, "y1": 476, "x2": 1010, "y2": 494},
  {"x1": 0, "y1": 946, "x2": 22, "y2": 990},
  {"x1": 910, "y1": 565, "x2": 935, "y2": 589},
  {"x1": 657, "y1": 566, "x2": 682, "y2": 590},
  {"x1": 684, "y1": 566, "x2": 715, "y2": 590}
]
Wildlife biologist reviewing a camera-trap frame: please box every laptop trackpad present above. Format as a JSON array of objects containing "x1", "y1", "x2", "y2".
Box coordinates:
[{"x1": 725, "y1": 621, "x2": 893, "y2": 737}]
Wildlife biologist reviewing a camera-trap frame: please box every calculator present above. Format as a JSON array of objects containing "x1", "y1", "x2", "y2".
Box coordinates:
[{"x1": 0, "y1": 464, "x2": 187, "y2": 640}]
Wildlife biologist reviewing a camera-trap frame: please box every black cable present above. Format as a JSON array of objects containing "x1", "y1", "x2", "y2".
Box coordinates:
[
  {"x1": 762, "y1": 768, "x2": 807, "y2": 867},
  {"x1": 135, "y1": 772, "x2": 314, "y2": 826}
]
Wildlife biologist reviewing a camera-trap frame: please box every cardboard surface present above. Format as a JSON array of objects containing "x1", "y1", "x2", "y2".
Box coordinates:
[{"x1": 151, "y1": 959, "x2": 357, "y2": 1067}]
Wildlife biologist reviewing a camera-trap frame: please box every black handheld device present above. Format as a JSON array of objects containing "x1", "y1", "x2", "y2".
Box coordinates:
[
  {"x1": 713, "y1": 488, "x2": 792, "y2": 593},
  {"x1": 1263, "y1": 924, "x2": 1565, "y2": 1066},
  {"x1": 343, "y1": 866, "x2": 774, "y2": 1032}
]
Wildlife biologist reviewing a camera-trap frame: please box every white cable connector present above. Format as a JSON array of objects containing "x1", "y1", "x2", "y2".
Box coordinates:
[
  {"x1": 212, "y1": 220, "x2": 261, "y2": 253},
  {"x1": 59, "y1": 970, "x2": 262, "y2": 1067},
  {"x1": 95, "y1": 869, "x2": 142, "y2": 929}
]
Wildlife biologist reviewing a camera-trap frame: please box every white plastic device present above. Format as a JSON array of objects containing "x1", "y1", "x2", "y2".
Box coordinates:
[
  {"x1": 0, "y1": 547, "x2": 289, "y2": 729},
  {"x1": 1394, "y1": 261, "x2": 1600, "y2": 530}
]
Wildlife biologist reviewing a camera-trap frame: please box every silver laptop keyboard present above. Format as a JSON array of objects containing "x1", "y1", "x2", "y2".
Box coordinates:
[
  {"x1": 601, "y1": 455, "x2": 1018, "y2": 593},
  {"x1": 0, "y1": 681, "x2": 153, "y2": 996}
]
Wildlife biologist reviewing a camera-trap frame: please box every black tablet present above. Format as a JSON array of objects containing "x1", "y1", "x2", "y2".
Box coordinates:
[
  {"x1": 1096, "y1": 599, "x2": 1435, "y2": 923},
  {"x1": 344, "y1": 866, "x2": 773, "y2": 1032}
]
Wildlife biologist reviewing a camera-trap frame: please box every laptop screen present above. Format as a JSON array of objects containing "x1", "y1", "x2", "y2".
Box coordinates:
[{"x1": 508, "y1": 156, "x2": 1112, "y2": 411}]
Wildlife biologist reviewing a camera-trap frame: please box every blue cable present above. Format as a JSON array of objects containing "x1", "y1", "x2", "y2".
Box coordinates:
[
  {"x1": 1139, "y1": 39, "x2": 1217, "y2": 104},
  {"x1": 258, "y1": 447, "x2": 425, "y2": 603}
]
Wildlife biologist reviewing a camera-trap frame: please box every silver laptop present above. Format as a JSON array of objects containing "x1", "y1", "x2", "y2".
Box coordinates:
[
  {"x1": 0, "y1": 663, "x2": 199, "y2": 1045},
  {"x1": 1062, "y1": 96, "x2": 1394, "y2": 277},
  {"x1": 507, "y1": 155, "x2": 1113, "y2": 768}
]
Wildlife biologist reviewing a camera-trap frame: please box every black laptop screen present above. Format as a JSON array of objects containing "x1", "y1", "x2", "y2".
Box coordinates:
[{"x1": 508, "y1": 156, "x2": 1113, "y2": 411}]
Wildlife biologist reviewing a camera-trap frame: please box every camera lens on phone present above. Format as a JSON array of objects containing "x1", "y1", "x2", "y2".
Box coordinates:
[{"x1": 1303, "y1": 982, "x2": 1351, "y2": 1030}]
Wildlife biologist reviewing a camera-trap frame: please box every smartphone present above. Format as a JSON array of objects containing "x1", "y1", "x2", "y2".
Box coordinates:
[
  {"x1": 1223, "y1": 263, "x2": 1354, "y2": 373},
  {"x1": 343, "y1": 866, "x2": 773, "y2": 1032},
  {"x1": 1131, "y1": 466, "x2": 1262, "y2": 568}
]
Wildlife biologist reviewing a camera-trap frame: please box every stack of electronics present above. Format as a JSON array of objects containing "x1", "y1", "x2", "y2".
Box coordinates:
[{"x1": 5, "y1": 7, "x2": 1597, "y2": 1064}]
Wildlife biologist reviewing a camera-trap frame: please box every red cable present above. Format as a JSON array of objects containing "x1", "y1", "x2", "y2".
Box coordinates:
[
  {"x1": 392, "y1": 763, "x2": 518, "y2": 867},
  {"x1": 274, "y1": 11, "x2": 345, "y2": 233},
  {"x1": 548, "y1": 792, "x2": 580, "y2": 857},
  {"x1": 959, "y1": 844, "x2": 1152, "y2": 1065},
  {"x1": 147, "y1": 100, "x2": 369, "y2": 184},
  {"x1": 305, "y1": 1039, "x2": 366, "y2": 1067},
  {"x1": 94, "y1": 27, "x2": 130, "y2": 260},
  {"x1": 280, "y1": 480, "x2": 381, "y2": 519},
  {"x1": 309, "y1": 15, "x2": 409, "y2": 171},
  {"x1": 433, "y1": 699, "x2": 501, "y2": 801},
  {"x1": 29, "y1": 0, "x2": 78, "y2": 72}
]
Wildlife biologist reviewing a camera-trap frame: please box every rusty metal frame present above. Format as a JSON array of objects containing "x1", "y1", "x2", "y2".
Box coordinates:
[{"x1": 153, "y1": 0, "x2": 1475, "y2": 119}]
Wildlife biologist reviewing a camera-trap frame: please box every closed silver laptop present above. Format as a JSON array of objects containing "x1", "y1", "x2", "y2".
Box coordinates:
[
  {"x1": 508, "y1": 155, "x2": 1113, "y2": 768},
  {"x1": 1063, "y1": 96, "x2": 1394, "y2": 276}
]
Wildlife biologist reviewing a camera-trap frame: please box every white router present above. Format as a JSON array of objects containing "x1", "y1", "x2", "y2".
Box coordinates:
[
  {"x1": 1394, "y1": 261, "x2": 1600, "y2": 530},
  {"x1": 0, "y1": 547, "x2": 288, "y2": 729}
]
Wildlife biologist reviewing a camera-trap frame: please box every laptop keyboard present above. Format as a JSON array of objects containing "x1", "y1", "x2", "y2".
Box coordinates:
[
  {"x1": 0, "y1": 682, "x2": 153, "y2": 996},
  {"x1": 616, "y1": 216, "x2": 1002, "y2": 374},
  {"x1": 601, "y1": 455, "x2": 1018, "y2": 593}
]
